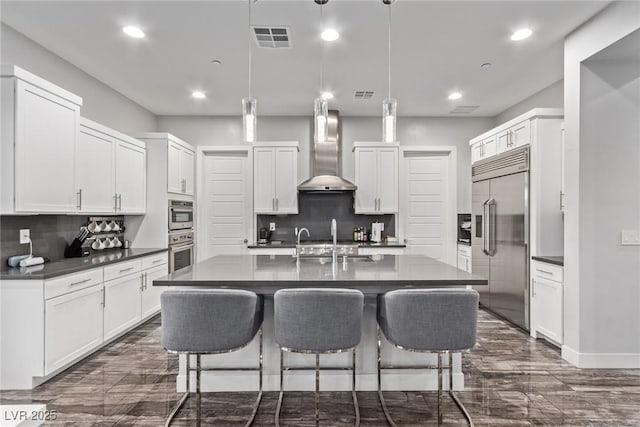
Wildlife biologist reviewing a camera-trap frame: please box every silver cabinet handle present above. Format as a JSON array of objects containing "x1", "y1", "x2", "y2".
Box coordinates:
[
  {"x1": 114, "y1": 193, "x2": 118, "y2": 212},
  {"x1": 119, "y1": 267, "x2": 135, "y2": 273},
  {"x1": 536, "y1": 268, "x2": 554, "y2": 275},
  {"x1": 152, "y1": 259, "x2": 163, "y2": 264},
  {"x1": 272, "y1": 198, "x2": 275, "y2": 211},
  {"x1": 532, "y1": 278, "x2": 536, "y2": 297},
  {"x1": 76, "y1": 189, "x2": 82, "y2": 210},
  {"x1": 140, "y1": 273, "x2": 145, "y2": 291},
  {"x1": 70, "y1": 278, "x2": 92, "y2": 286},
  {"x1": 118, "y1": 194, "x2": 122, "y2": 211},
  {"x1": 243, "y1": 238, "x2": 248, "y2": 244},
  {"x1": 101, "y1": 287, "x2": 106, "y2": 307},
  {"x1": 275, "y1": 198, "x2": 278, "y2": 212}
]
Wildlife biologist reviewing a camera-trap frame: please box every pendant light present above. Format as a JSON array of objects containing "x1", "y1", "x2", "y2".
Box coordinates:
[
  {"x1": 382, "y1": 0, "x2": 397, "y2": 143},
  {"x1": 314, "y1": 0, "x2": 329, "y2": 144},
  {"x1": 242, "y1": 0, "x2": 256, "y2": 143}
]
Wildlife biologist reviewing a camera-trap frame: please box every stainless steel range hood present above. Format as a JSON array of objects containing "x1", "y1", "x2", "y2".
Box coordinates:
[{"x1": 298, "y1": 110, "x2": 357, "y2": 192}]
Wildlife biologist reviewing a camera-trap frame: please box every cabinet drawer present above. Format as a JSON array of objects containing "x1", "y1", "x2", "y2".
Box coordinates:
[
  {"x1": 531, "y1": 260, "x2": 563, "y2": 283},
  {"x1": 104, "y1": 259, "x2": 142, "y2": 282},
  {"x1": 45, "y1": 269, "x2": 103, "y2": 300},
  {"x1": 141, "y1": 252, "x2": 168, "y2": 270},
  {"x1": 457, "y1": 245, "x2": 471, "y2": 257}
]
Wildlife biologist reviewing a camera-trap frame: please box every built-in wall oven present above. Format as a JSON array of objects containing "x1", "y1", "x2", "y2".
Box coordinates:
[
  {"x1": 169, "y1": 200, "x2": 194, "y2": 230},
  {"x1": 169, "y1": 229, "x2": 194, "y2": 273}
]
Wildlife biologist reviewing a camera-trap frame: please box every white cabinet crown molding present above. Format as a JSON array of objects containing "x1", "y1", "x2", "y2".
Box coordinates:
[
  {"x1": 1, "y1": 65, "x2": 83, "y2": 107},
  {"x1": 469, "y1": 108, "x2": 563, "y2": 146},
  {"x1": 252, "y1": 141, "x2": 300, "y2": 150},
  {"x1": 81, "y1": 117, "x2": 145, "y2": 149},
  {"x1": 135, "y1": 132, "x2": 194, "y2": 152},
  {"x1": 353, "y1": 141, "x2": 400, "y2": 150}
]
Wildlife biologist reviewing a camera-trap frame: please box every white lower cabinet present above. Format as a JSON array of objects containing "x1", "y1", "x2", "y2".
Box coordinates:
[
  {"x1": 141, "y1": 264, "x2": 168, "y2": 319},
  {"x1": 45, "y1": 284, "x2": 104, "y2": 375},
  {"x1": 103, "y1": 273, "x2": 142, "y2": 341},
  {"x1": 531, "y1": 260, "x2": 563, "y2": 346},
  {"x1": 457, "y1": 245, "x2": 472, "y2": 273}
]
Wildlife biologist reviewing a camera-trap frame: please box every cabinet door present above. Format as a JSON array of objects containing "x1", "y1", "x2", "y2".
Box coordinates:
[
  {"x1": 76, "y1": 126, "x2": 115, "y2": 213},
  {"x1": 14, "y1": 80, "x2": 78, "y2": 212},
  {"x1": 254, "y1": 148, "x2": 275, "y2": 213},
  {"x1": 274, "y1": 148, "x2": 298, "y2": 214},
  {"x1": 45, "y1": 284, "x2": 103, "y2": 374},
  {"x1": 533, "y1": 276, "x2": 563, "y2": 344},
  {"x1": 483, "y1": 135, "x2": 497, "y2": 158},
  {"x1": 141, "y1": 265, "x2": 168, "y2": 319},
  {"x1": 510, "y1": 120, "x2": 531, "y2": 148},
  {"x1": 104, "y1": 274, "x2": 142, "y2": 341},
  {"x1": 167, "y1": 141, "x2": 183, "y2": 194},
  {"x1": 181, "y1": 149, "x2": 195, "y2": 196},
  {"x1": 471, "y1": 142, "x2": 483, "y2": 164},
  {"x1": 496, "y1": 130, "x2": 510, "y2": 154},
  {"x1": 377, "y1": 148, "x2": 398, "y2": 213},
  {"x1": 354, "y1": 148, "x2": 377, "y2": 213},
  {"x1": 115, "y1": 141, "x2": 146, "y2": 214}
]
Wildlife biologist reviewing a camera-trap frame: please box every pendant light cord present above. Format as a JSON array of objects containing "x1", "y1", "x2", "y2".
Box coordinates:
[
  {"x1": 387, "y1": 2, "x2": 391, "y2": 99},
  {"x1": 320, "y1": 3, "x2": 324, "y2": 93},
  {"x1": 248, "y1": 0, "x2": 252, "y2": 98}
]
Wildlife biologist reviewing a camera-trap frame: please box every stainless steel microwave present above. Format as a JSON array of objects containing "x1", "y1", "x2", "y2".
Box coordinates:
[{"x1": 168, "y1": 200, "x2": 193, "y2": 230}]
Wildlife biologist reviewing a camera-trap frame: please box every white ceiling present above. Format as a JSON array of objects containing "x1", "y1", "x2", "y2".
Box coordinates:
[{"x1": 1, "y1": 0, "x2": 609, "y2": 117}]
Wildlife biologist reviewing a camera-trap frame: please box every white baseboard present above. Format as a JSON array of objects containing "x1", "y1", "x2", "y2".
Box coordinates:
[
  {"x1": 562, "y1": 345, "x2": 640, "y2": 368},
  {"x1": 176, "y1": 371, "x2": 465, "y2": 393}
]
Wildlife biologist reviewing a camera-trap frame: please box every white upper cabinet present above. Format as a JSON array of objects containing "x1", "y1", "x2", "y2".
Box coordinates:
[
  {"x1": 471, "y1": 135, "x2": 497, "y2": 163},
  {"x1": 1, "y1": 66, "x2": 83, "y2": 213},
  {"x1": 78, "y1": 118, "x2": 146, "y2": 214},
  {"x1": 253, "y1": 142, "x2": 299, "y2": 214},
  {"x1": 167, "y1": 139, "x2": 195, "y2": 196},
  {"x1": 353, "y1": 143, "x2": 399, "y2": 214}
]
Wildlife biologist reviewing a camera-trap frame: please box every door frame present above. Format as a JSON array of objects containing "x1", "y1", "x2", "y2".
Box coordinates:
[
  {"x1": 196, "y1": 145, "x2": 254, "y2": 261},
  {"x1": 398, "y1": 146, "x2": 458, "y2": 266}
]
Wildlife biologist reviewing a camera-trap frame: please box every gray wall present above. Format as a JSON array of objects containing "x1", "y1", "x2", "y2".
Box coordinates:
[
  {"x1": 494, "y1": 79, "x2": 564, "y2": 125},
  {"x1": 1, "y1": 23, "x2": 156, "y2": 134},
  {"x1": 157, "y1": 115, "x2": 493, "y2": 213}
]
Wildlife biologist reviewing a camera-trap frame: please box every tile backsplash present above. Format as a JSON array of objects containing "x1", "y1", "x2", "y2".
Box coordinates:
[
  {"x1": 1, "y1": 215, "x2": 87, "y2": 262},
  {"x1": 256, "y1": 192, "x2": 395, "y2": 242}
]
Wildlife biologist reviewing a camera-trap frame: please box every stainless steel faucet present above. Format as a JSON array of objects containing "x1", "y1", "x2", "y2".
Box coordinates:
[
  {"x1": 297, "y1": 227, "x2": 310, "y2": 246},
  {"x1": 331, "y1": 219, "x2": 337, "y2": 262}
]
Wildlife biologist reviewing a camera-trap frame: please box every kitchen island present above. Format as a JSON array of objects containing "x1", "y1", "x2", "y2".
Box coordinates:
[{"x1": 154, "y1": 254, "x2": 487, "y2": 393}]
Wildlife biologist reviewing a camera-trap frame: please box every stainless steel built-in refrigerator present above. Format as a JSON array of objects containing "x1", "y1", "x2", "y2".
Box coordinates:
[{"x1": 472, "y1": 147, "x2": 529, "y2": 330}]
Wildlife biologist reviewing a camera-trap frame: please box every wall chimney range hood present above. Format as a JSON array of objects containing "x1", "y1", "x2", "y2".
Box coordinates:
[{"x1": 298, "y1": 110, "x2": 357, "y2": 192}]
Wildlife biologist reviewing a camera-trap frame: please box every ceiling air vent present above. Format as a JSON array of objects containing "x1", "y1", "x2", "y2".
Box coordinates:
[
  {"x1": 449, "y1": 106, "x2": 480, "y2": 114},
  {"x1": 252, "y1": 27, "x2": 291, "y2": 48},
  {"x1": 354, "y1": 91, "x2": 375, "y2": 100}
]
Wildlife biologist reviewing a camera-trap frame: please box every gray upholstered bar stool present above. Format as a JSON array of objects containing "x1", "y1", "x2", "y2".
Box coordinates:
[
  {"x1": 161, "y1": 289, "x2": 264, "y2": 427},
  {"x1": 274, "y1": 288, "x2": 364, "y2": 427},
  {"x1": 377, "y1": 288, "x2": 479, "y2": 427}
]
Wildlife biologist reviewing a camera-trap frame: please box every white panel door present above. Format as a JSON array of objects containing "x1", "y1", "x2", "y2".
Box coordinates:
[
  {"x1": 202, "y1": 151, "x2": 252, "y2": 259},
  {"x1": 104, "y1": 274, "x2": 142, "y2": 341},
  {"x1": 45, "y1": 284, "x2": 103, "y2": 374},
  {"x1": 14, "y1": 80, "x2": 78, "y2": 212},
  {"x1": 274, "y1": 148, "x2": 298, "y2": 214},
  {"x1": 253, "y1": 148, "x2": 275, "y2": 213},
  {"x1": 401, "y1": 153, "x2": 451, "y2": 262},
  {"x1": 354, "y1": 148, "x2": 377, "y2": 213},
  {"x1": 181, "y1": 149, "x2": 195, "y2": 196},
  {"x1": 115, "y1": 141, "x2": 146, "y2": 214},
  {"x1": 377, "y1": 148, "x2": 398, "y2": 213},
  {"x1": 141, "y1": 265, "x2": 168, "y2": 319},
  {"x1": 167, "y1": 141, "x2": 182, "y2": 194},
  {"x1": 76, "y1": 127, "x2": 115, "y2": 213}
]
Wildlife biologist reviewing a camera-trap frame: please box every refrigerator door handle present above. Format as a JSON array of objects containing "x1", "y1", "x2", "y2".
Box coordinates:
[
  {"x1": 482, "y1": 199, "x2": 490, "y2": 255},
  {"x1": 487, "y1": 198, "x2": 497, "y2": 256}
]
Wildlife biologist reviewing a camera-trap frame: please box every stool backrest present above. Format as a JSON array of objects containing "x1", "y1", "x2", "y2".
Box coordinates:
[
  {"x1": 274, "y1": 288, "x2": 364, "y2": 353},
  {"x1": 161, "y1": 289, "x2": 263, "y2": 353},
  {"x1": 378, "y1": 289, "x2": 479, "y2": 351}
]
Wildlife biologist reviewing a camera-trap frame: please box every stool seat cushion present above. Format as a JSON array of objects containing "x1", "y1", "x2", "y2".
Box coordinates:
[
  {"x1": 161, "y1": 289, "x2": 263, "y2": 353},
  {"x1": 377, "y1": 289, "x2": 479, "y2": 351},
  {"x1": 275, "y1": 288, "x2": 364, "y2": 353}
]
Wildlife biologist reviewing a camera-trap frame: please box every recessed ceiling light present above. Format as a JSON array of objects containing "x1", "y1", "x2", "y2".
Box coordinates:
[
  {"x1": 321, "y1": 29, "x2": 340, "y2": 42},
  {"x1": 122, "y1": 26, "x2": 145, "y2": 39},
  {"x1": 448, "y1": 92, "x2": 462, "y2": 100},
  {"x1": 321, "y1": 91, "x2": 334, "y2": 100},
  {"x1": 511, "y1": 28, "x2": 533, "y2": 41},
  {"x1": 191, "y1": 91, "x2": 206, "y2": 99}
]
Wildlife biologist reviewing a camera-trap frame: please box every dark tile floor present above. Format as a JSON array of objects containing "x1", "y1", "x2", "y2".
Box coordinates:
[{"x1": 2, "y1": 311, "x2": 640, "y2": 426}]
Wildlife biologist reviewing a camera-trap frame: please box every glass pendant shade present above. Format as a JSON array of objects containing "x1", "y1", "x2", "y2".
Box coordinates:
[
  {"x1": 242, "y1": 97, "x2": 257, "y2": 143},
  {"x1": 382, "y1": 98, "x2": 397, "y2": 143},
  {"x1": 314, "y1": 98, "x2": 329, "y2": 143}
]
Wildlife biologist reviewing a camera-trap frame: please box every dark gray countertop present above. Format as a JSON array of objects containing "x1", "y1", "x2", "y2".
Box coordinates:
[
  {"x1": 154, "y1": 254, "x2": 487, "y2": 296},
  {"x1": 247, "y1": 240, "x2": 406, "y2": 249},
  {"x1": 1, "y1": 248, "x2": 167, "y2": 280},
  {"x1": 531, "y1": 256, "x2": 564, "y2": 266}
]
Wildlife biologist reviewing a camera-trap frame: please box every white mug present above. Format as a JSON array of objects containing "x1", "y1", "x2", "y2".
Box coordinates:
[
  {"x1": 110, "y1": 221, "x2": 120, "y2": 231},
  {"x1": 114, "y1": 236, "x2": 122, "y2": 247},
  {"x1": 105, "y1": 238, "x2": 115, "y2": 249},
  {"x1": 102, "y1": 221, "x2": 112, "y2": 232},
  {"x1": 88, "y1": 220, "x2": 99, "y2": 233}
]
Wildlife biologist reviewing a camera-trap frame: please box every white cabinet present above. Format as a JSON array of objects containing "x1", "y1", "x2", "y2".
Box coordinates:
[
  {"x1": 1, "y1": 66, "x2": 83, "y2": 214},
  {"x1": 168, "y1": 140, "x2": 195, "y2": 196},
  {"x1": 560, "y1": 122, "x2": 565, "y2": 213},
  {"x1": 140, "y1": 254, "x2": 168, "y2": 320},
  {"x1": 115, "y1": 138, "x2": 146, "y2": 214},
  {"x1": 103, "y1": 272, "x2": 142, "y2": 342},
  {"x1": 353, "y1": 143, "x2": 398, "y2": 214},
  {"x1": 253, "y1": 142, "x2": 299, "y2": 214},
  {"x1": 76, "y1": 124, "x2": 116, "y2": 213},
  {"x1": 44, "y1": 284, "x2": 103, "y2": 374},
  {"x1": 471, "y1": 135, "x2": 497, "y2": 163},
  {"x1": 457, "y1": 245, "x2": 472, "y2": 273},
  {"x1": 531, "y1": 260, "x2": 563, "y2": 346},
  {"x1": 497, "y1": 120, "x2": 531, "y2": 154}
]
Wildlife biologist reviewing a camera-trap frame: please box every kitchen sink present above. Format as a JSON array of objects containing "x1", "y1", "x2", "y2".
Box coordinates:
[{"x1": 294, "y1": 255, "x2": 374, "y2": 264}]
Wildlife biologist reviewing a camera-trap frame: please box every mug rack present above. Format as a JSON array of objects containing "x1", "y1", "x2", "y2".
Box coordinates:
[{"x1": 86, "y1": 216, "x2": 125, "y2": 252}]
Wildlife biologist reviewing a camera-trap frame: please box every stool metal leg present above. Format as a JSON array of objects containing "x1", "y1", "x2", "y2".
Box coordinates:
[
  {"x1": 448, "y1": 351, "x2": 474, "y2": 427},
  {"x1": 196, "y1": 354, "x2": 202, "y2": 427},
  {"x1": 165, "y1": 354, "x2": 191, "y2": 427},
  {"x1": 437, "y1": 352, "x2": 443, "y2": 425},
  {"x1": 245, "y1": 327, "x2": 263, "y2": 427},
  {"x1": 275, "y1": 348, "x2": 284, "y2": 427},
  {"x1": 315, "y1": 353, "x2": 320, "y2": 426},
  {"x1": 352, "y1": 348, "x2": 360, "y2": 427},
  {"x1": 377, "y1": 326, "x2": 398, "y2": 427}
]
